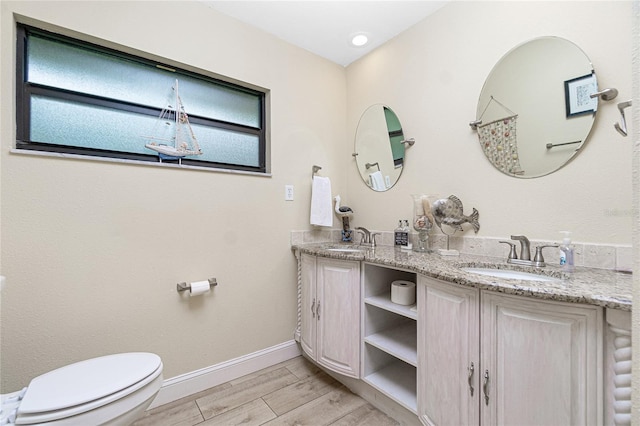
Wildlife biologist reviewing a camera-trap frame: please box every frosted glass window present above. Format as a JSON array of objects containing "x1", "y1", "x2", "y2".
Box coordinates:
[
  {"x1": 31, "y1": 96, "x2": 157, "y2": 154},
  {"x1": 193, "y1": 125, "x2": 260, "y2": 167},
  {"x1": 17, "y1": 24, "x2": 267, "y2": 173}
]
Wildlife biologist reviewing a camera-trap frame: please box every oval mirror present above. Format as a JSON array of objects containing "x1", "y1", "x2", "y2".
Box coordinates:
[
  {"x1": 475, "y1": 37, "x2": 597, "y2": 178},
  {"x1": 354, "y1": 104, "x2": 407, "y2": 191}
]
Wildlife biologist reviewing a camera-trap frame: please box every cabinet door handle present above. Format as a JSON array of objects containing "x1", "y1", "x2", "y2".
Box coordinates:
[
  {"x1": 467, "y1": 362, "x2": 475, "y2": 396},
  {"x1": 317, "y1": 301, "x2": 321, "y2": 320},
  {"x1": 483, "y1": 370, "x2": 490, "y2": 406},
  {"x1": 311, "y1": 298, "x2": 316, "y2": 318}
]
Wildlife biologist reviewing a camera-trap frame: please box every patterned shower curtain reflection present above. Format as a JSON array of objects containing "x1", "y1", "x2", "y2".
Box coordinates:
[
  {"x1": 475, "y1": 96, "x2": 523, "y2": 176},
  {"x1": 477, "y1": 116, "x2": 523, "y2": 175}
]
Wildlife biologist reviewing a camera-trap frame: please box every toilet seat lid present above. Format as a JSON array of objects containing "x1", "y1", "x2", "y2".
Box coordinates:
[{"x1": 18, "y1": 352, "x2": 162, "y2": 415}]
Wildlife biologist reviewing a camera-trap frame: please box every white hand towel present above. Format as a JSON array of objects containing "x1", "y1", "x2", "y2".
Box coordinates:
[
  {"x1": 369, "y1": 171, "x2": 386, "y2": 191},
  {"x1": 310, "y1": 176, "x2": 333, "y2": 227}
]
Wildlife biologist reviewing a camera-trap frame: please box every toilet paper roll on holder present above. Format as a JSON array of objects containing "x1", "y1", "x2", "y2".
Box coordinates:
[{"x1": 176, "y1": 278, "x2": 218, "y2": 293}]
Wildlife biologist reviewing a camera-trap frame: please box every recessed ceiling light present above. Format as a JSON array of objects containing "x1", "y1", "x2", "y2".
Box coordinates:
[{"x1": 350, "y1": 33, "x2": 369, "y2": 47}]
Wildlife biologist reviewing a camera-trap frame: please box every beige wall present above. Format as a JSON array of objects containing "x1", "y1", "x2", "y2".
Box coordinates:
[
  {"x1": 346, "y1": 1, "x2": 633, "y2": 246},
  {"x1": 0, "y1": 1, "x2": 347, "y2": 391}
]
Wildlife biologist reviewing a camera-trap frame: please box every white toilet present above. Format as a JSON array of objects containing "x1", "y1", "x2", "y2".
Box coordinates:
[{"x1": 1, "y1": 352, "x2": 163, "y2": 425}]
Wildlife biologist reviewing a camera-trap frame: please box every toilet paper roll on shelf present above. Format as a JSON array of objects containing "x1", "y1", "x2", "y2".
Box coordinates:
[
  {"x1": 177, "y1": 278, "x2": 217, "y2": 296},
  {"x1": 390, "y1": 280, "x2": 416, "y2": 305}
]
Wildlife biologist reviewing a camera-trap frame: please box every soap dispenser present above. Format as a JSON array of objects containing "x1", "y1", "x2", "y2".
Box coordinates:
[{"x1": 559, "y1": 231, "x2": 575, "y2": 272}]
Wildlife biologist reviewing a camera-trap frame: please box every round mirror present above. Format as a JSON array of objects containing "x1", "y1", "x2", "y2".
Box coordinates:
[
  {"x1": 475, "y1": 37, "x2": 597, "y2": 178},
  {"x1": 354, "y1": 104, "x2": 407, "y2": 191}
]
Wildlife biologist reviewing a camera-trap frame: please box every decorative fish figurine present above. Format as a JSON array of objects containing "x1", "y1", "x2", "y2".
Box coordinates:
[{"x1": 432, "y1": 195, "x2": 480, "y2": 234}]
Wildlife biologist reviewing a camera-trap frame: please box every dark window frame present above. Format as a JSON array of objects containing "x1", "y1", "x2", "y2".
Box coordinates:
[{"x1": 16, "y1": 24, "x2": 267, "y2": 173}]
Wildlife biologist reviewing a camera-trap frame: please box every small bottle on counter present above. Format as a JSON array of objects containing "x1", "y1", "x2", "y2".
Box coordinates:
[
  {"x1": 394, "y1": 220, "x2": 403, "y2": 248},
  {"x1": 559, "y1": 231, "x2": 575, "y2": 272},
  {"x1": 394, "y1": 220, "x2": 408, "y2": 248},
  {"x1": 401, "y1": 220, "x2": 413, "y2": 251}
]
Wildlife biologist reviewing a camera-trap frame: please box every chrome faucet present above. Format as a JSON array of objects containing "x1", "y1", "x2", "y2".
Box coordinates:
[
  {"x1": 510, "y1": 235, "x2": 531, "y2": 260},
  {"x1": 356, "y1": 227, "x2": 379, "y2": 248},
  {"x1": 499, "y1": 235, "x2": 558, "y2": 267}
]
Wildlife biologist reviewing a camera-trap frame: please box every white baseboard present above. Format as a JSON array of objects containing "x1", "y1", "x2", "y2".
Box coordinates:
[{"x1": 149, "y1": 340, "x2": 302, "y2": 409}]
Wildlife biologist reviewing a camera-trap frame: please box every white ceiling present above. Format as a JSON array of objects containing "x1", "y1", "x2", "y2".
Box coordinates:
[{"x1": 203, "y1": 1, "x2": 448, "y2": 67}]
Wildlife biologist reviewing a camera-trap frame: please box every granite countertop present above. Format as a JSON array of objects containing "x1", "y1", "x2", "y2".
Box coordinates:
[{"x1": 293, "y1": 243, "x2": 633, "y2": 311}]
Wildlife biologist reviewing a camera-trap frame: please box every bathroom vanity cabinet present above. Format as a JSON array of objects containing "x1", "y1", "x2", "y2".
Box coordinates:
[
  {"x1": 299, "y1": 254, "x2": 360, "y2": 378},
  {"x1": 294, "y1": 244, "x2": 630, "y2": 426},
  {"x1": 418, "y1": 275, "x2": 602, "y2": 425}
]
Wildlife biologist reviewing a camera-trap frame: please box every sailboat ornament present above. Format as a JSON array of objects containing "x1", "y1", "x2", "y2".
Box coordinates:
[{"x1": 143, "y1": 79, "x2": 203, "y2": 160}]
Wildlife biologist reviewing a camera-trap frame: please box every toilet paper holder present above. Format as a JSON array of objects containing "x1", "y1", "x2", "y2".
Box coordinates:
[{"x1": 176, "y1": 278, "x2": 218, "y2": 293}]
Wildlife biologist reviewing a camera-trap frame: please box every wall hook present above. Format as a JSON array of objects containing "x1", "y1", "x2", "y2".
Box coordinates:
[{"x1": 614, "y1": 100, "x2": 632, "y2": 137}]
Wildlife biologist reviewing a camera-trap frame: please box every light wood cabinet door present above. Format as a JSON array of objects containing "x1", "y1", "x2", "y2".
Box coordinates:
[
  {"x1": 299, "y1": 253, "x2": 317, "y2": 360},
  {"x1": 481, "y1": 292, "x2": 602, "y2": 426},
  {"x1": 316, "y1": 257, "x2": 361, "y2": 378},
  {"x1": 417, "y1": 276, "x2": 480, "y2": 426}
]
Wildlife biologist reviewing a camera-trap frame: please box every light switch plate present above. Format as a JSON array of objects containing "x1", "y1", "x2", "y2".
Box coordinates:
[{"x1": 285, "y1": 185, "x2": 294, "y2": 201}]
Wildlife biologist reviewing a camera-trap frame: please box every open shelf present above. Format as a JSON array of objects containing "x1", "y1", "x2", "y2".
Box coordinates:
[
  {"x1": 365, "y1": 321, "x2": 417, "y2": 366},
  {"x1": 365, "y1": 293, "x2": 417, "y2": 320},
  {"x1": 362, "y1": 263, "x2": 418, "y2": 416},
  {"x1": 363, "y1": 360, "x2": 417, "y2": 414}
]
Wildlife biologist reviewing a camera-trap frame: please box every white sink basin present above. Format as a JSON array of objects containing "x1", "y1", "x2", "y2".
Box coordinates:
[
  {"x1": 462, "y1": 267, "x2": 557, "y2": 282},
  {"x1": 326, "y1": 248, "x2": 365, "y2": 253}
]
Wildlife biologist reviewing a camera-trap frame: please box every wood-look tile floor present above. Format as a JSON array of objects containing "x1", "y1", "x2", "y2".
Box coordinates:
[{"x1": 133, "y1": 356, "x2": 399, "y2": 426}]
